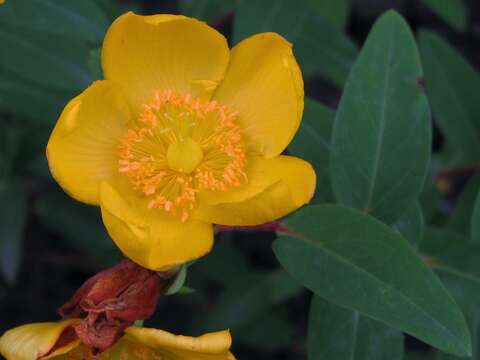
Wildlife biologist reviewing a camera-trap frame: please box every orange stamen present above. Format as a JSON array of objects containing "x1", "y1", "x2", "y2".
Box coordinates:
[{"x1": 118, "y1": 90, "x2": 247, "y2": 221}]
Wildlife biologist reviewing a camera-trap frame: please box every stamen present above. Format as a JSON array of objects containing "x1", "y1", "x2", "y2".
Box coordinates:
[{"x1": 118, "y1": 90, "x2": 247, "y2": 221}]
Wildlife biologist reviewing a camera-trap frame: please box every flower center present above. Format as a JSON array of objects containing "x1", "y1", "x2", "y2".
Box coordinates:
[
  {"x1": 118, "y1": 90, "x2": 247, "y2": 221},
  {"x1": 167, "y1": 138, "x2": 203, "y2": 174}
]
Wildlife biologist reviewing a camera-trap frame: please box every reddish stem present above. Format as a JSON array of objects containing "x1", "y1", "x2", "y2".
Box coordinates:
[{"x1": 215, "y1": 221, "x2": 292, "y2": 234}]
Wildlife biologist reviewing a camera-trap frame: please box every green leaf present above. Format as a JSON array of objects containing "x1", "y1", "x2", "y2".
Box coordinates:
[
  {"x1": 394, "y1": 202, "x2": 424, "y2": 249},
  {"x1": 87, "y1": 48, "x2": 103, "y2": 80},
  {"x1": 448, "y1": 175, "x2": 480, "y2": 237},
  {"x1": 236, "y1": 311, "x2": 294, "y2": 351},
  {"x1": 421, "y1": 229, "x2": 480, "y2": 359},
  {"x1": 177, "y1": 286, "x2": 195, "y2": 295},
  {"x1": 0, "y1": 122, "x2": 23, "y2": 179},
  {"x1": 233, "y1": 0, "x2": 357, "y2": 87},
  {"x1": 34, "y1": 192, "x2": 117, "y2": 264},
  {"x1": 423, "y1": 0, "x2": 467, "y2": 32},
  {"x1": 307, "y1": 0, "x2": 349, "y2": 30},
  {"x1": 0, "y1": 25, "x2": 92, "y2": 92},
  {"x1": 203, "y1": 269, "x2": 302, "y2": 330},
  {"x1": 178, "y1": 0, "x2": 235, "y2": 23},
  {"x1": 0, "y1": 70, "x2": 70, "y2": 125},
  {"x1": 331, "y1": 11, "x2": 431, "y2": 224},
  {"x1": 419, "y1": 227, "x2": 465, "y2": 257},
  {"x1": 0, "y1": 180, "x2": 26, "y2": 284},
  {"x1": 308, "y1": 296, "x2": 404, "y2": 360},
  {"x1": 196, "y1": 237, "x2": 251, "y2": 286},
  {"x1": 165, "y1": 265, "x2": 188, "y2": 296},
  {"x1": 94, "y1": 0, "x2": 124, "y2": 20},
  {"x1": 404, "y1": 352, "x2": 435, "y2": 360},
  {"x1": 421, "y1": 228, "x2": 480, "y2": 280},
  {"x1": 471, "y1": 190, "x2": 480, "y2": 246},
  {"x1": 288, "y1": 98, "x2": 335, "y2": 201},
  {"x1": 273, "y1": 205, "x2": 471, "y2": 356},
  {"x1": 419, "y1": 161, "x2": 441, "y2": 223},
  {"x1": 432, "y1": 267, "x2": 480, "y2": 359},
  {"x1": 0, "y1": 0, "x2": 109, "y2": 43},
  {"x1": 418, "y1": 30, "x2": 480, "y2": 164}
]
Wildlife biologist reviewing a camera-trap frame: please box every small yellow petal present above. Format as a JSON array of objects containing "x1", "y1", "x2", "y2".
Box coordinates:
[
  {"x1": 46, "y1": 80, "x2": 130, "y2": 205},
  {"x1": 102, "y1": 12, "x2": 230, "y2": 115},
  {"x1": 213, "y1": 32, "x2": 304, "y2": 158},
  {"x1": 196, "y1": 156, "x2": 316, "y2": 226},
  {"x1": 0, "y1": 320, "x2": 80, "y2": 360},
  {"x1": 100, "y1": 180, "x2": 213, "y2": 270},
  {"x1": 123, "y1": 327, "x2": 236, "y2": 360}
]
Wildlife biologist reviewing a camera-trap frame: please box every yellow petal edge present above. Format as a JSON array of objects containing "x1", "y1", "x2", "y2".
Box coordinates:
[
  {"x1": 46, "y1": 81, "x2": 130, "y2": 205},
  {"x1": 102, "y1": 12, "x2": 230, "y2": 115},
  {"x1": 125, "y1": 327, "x2": 236, "y2": 359},
  {"x1": 213, "y1": 32, "x2": 304, "y2": 158},
  {"x1": 0, "y1": 320, "x2": 80, "y2": 360}
]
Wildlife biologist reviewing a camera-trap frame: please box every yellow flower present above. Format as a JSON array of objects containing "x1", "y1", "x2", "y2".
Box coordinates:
[
  {"x1": 0, "y1": 320, "x2": 235, "y2": 360},
  {"x1": 47, "y1": 12, "x2": 316, "y2": 270}
]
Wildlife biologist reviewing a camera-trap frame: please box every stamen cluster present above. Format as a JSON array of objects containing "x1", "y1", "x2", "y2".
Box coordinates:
[{"x1": 118, "y1": 90, "x2": 247, "y2": 221}]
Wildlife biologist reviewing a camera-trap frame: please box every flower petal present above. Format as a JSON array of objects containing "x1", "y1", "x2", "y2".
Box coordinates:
[
  {"x1": 198, "y1": 155, "x2": 309, "y2": 205},
  {"x1": 99, "y1": 180, "x2": 213, "y2": 271},
  {"x1": 0, "y1": 320, "x2": 80, "y2": 360},
  {"x1": 123, "y1": 327, "x2": 236, "y2": 360},
  {"x1": 213, "y1": 32, "x2": 304, "y2": 158},
  {"x1": 46, "y1": 81, "x2": 130, "y2": 205},
  {"x1": 195, "y1": 156, "x2": 316, "y2": 225},
  {"x1": 102, "y1": 12, "x2": 230, "y2": 115}
]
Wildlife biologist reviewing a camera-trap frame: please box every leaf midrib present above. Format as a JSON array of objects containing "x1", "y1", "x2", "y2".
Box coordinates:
[
  {"x1": 280, "y1": 231, "x2": 466, "y2": 350},
  {"x1": 364, "y1": 24, "x2": 396, "y2": 213}
]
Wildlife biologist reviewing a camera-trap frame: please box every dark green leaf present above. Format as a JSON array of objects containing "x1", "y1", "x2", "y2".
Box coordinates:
[
  {"x1": 178, "y1": 0, "x2": 235, "y2": 23},
  {"x1": 233, "y1": 0, "x2": 357, "y2": 87},
  {"x1": 470, "y1": 189, "x2": 480, "y2": 246},
  {"x1": 394, "y1": 202, "x2": 424, "y2": 249},
  {"x1": 331, "y1": 11, "x2": 431, "y2": 224},
  {"x1": 0, "y1": 0, "x2": 109, "y2": 43},
  {"x1": 0, "y1": 25, "x2": 92, "y2": 92},
  {"x1": 421, "y1": 227, "x2": 480, "y2": 280},
  {"x1": 203, "y1": 270, "x2": 302, "y2": 330},
  {"x1": 420, "y1": 227, "x2": 467, "y2": 257},
  {"x1": 432, "y1": 267, "x2": 480, "y2": 359},
  {"x1": 448, "y1": 175, "x2": 480, "y2": 237},
  {"x1": 308, "y1": 296, "x2": 404, "y2": 360},
  {"x1": 419, "y1": 161, "x2": 441, "y2": 223},
  {"x1": 236, "y1": 311, "x2": 294, "y2": 351},
  {"x1": 165, "y1": 265, "x2": 188, "y2": 296},
  {"x1": 0, "y1": 122, "x2": 23, "y2": 179},
  {"x1": 420, "y1": 227, "x2": 480, "y2": 359},
  {"x1": 422, "y1": 0, "x2": 467, "y2": 32},
  {"x1": 196, "y1": 237, "x2": 251, "y2": 286},
  {"x1": 307, "y1": 0, "x2": 349, "y2": 30},
  {"x1": 418, "y1": 31, "x2": 480, "y2": 164},
  {"x1": 403, "y1": 352, "x2": 435, "y2": 360},
  {"x1": 34, "y1": 192, "x2": 117, "y2": 264},
  {"x1": 273, "y1": 205, "x2": 471, "y2": 356},
  {"x1": 0, "y1": 180, "x2": 26, "y2": 284},
  {"x1": 94, "y1": 0, "x2": 124, "y2": 20},
  {"x1": 0, "y1": 70, "x2": 70, "y2": 125},
  {"x1": 288, "y1": 98, "x2": 335, "y2": 201},
  {"x1": 87, "y1": 48, "x2": 103, "y2": 80}
]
